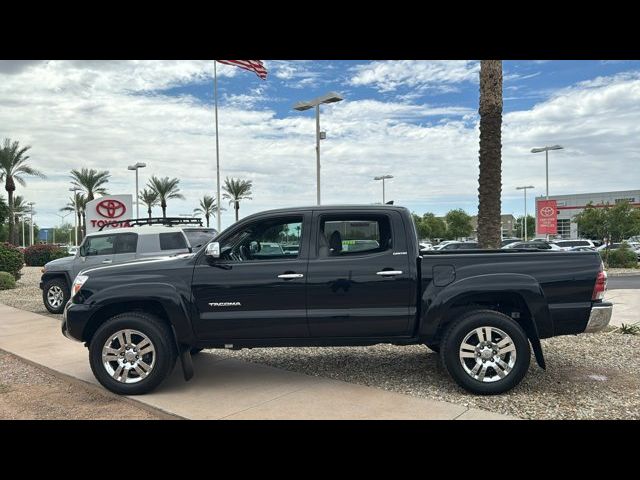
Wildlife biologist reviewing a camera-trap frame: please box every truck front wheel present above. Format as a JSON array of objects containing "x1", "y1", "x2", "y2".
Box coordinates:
[
  {"x1": 42, "y1": 278, "x2": 69, "y2": 314},
  {"x1": 89, "y1": 312, "x2": 177, "y2": 395},
  {"x1": 440, "y1": 310, "x2": 531, "y2": 395}
]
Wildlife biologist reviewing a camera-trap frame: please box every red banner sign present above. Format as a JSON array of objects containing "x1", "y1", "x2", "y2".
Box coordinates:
[{"x1": 536, "y1": 199, "x2": 558, "y2": 235}]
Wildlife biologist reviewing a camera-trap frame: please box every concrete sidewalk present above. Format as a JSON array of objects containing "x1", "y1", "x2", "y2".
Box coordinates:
[
  {"x1": 0, "y1": 303, "x2": 513, "y2": 420},
  {"x1": 605, "y1": 289, "x2": 640, "y2": 327}
]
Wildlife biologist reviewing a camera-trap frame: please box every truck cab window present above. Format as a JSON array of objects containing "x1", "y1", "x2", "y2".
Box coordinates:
[
  {"x1": 220, "y1": 217, "x2": 303, "y2": 262},
  {"x1": 320, "y1": 217, "x2": 392, "y2": 256}
]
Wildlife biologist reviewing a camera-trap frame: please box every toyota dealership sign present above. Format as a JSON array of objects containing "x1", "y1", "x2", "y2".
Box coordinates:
[
  {"x1": 536, "y1": 199, "x2": 558, "y2": 235},
  {"x1": 86, "y1": 195, "x2": 133, "y2": 234}
]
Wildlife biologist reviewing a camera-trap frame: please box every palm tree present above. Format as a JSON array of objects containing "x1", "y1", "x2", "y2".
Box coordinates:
[
  {"x1": 60, "y1": 192, "x2": 87, "y2": 243},
  {"x1": 0, "y1": 138, "x2": 46, "y2": 244},
  {"x1": 147, "y1": 176, "x2": 184, "y2": 218},
  {"x1": 222, "y1": 177, "x2": 253, "y2": 222},
  {"x1": 70, "y1": 168, "x2": 110, "y2": 202},
  {"x1": 193, "y1": 195, "x2": 217, "y2": 227},
  {"x1": 138, "y1": 188, "x2": 159, "y2": 219},
  {"x1": 477, "y1": 60, "x2": 503, "y2": 249},
  {"x1": 11, "y1": 195, "x2": 29, "y2": 245}
]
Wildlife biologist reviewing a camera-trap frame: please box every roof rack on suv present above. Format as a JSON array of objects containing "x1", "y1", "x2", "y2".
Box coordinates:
[{"x1": 98, "y1": 217, "x2": 203, "y2": 231}]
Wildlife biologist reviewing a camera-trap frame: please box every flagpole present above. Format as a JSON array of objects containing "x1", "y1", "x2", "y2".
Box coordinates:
[{"x1": 214, "y1": 61, "x2": 222, "y2": 232}]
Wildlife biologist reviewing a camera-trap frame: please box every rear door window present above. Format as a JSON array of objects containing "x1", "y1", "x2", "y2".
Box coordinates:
[
  {"x1": 115, "y1": 233, "x2": 138, "y2": 254},
  {"x1": 319, "y1": 216, "x2": 392, "y2": 256},
  {"x1": 159, "y1": 232, "x2": 188, "y2": 251}
]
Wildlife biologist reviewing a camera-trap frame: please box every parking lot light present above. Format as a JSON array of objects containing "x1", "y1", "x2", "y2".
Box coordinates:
[
  {"x1": 516, "y1": 186, "x2": 534, "y2": 240},
  {"x1": 128, "y1": 162, "x2": 146, "y2": 219},
  {"x1": 374, "y1": 175, "x2": 394, "y2": 204}
]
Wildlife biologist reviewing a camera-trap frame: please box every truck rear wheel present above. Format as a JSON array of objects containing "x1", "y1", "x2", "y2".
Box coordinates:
[
  {"x1": 440, "y1": 310, "x2": 531, "y2": 395},
  {"x1": 42, "y1": 278, "x2": 69, "y2": 314},
  {"x1": 89, "y1": 312, "x2": 177, "y2": 395}
]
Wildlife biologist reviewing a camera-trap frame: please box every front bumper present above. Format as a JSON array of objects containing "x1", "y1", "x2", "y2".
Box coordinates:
[
  {"x1": 61, "y1": 300, "x2": 92, "y2": 342},
  {"x1": 584, "y1": 302, "x2": 613, "y2": 333}
]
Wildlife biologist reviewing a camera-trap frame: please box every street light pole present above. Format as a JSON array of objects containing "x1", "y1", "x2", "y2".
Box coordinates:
[
  {"x1": 128, "y1": 162, "x2": 146, "y2": 219},
  {"x1": 294, "y1": 92, "x2": 344, "y2": 206},
  {"x1": 55, "y1": 212, "x2": 71, "y2": 245},
  {"x1": 69, "y1": 187, "x2": 80, "y2": 246},
  {"x1": 531, "y1": 145, "x2": 563, "y2": 239},
  {"x1": 27, "y1": 202, "x2": 35, "y2": 246},
  {"x1": 516, "y1": 186, "x2": 534, "y2": 241},
  {"x1": 374, "y1": 175, "x2": 394, "y2": 204}
]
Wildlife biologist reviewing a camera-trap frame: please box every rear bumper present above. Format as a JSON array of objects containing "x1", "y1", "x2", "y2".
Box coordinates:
[{"x1": 584, "y1": 302, "x2": 613, "y2": 333}]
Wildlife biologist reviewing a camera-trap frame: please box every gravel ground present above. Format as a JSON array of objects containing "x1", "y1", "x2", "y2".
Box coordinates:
[
  {"x1": 3, "y1": 267, "x2": 639, "y2": 420},
  {"x1": 0, "y1": 349, "x2": 169, "y2": 420},
  {"x1": 607, "y1": 267, "x2": 640, "y2": 276}
]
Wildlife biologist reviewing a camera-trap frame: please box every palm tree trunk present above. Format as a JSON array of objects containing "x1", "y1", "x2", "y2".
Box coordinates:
[
  {"x1": 205, "y1": 214, "x2": 210, "y2": 228},
  {"x1": 235, "y1": 201, "x2": 239, "y2": 222},
  {"x1": 162, "y1": 204, "x2": 167, "y2": 218},
  {"x1": 477, "y1": 60, "x2": 503, "y2": 249},
  {"x1": 148, "y1": 206, "x2": 152, "y2": 219}
]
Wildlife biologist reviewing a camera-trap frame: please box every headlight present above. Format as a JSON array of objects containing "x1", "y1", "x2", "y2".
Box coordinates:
[{"x1": 71, "y1": 275, "x2": 89, "y2": 297}]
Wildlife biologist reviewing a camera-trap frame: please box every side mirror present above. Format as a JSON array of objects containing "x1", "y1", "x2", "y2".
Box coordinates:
[{"x1": 205, "y1": 242, "x2": 220, "y2": 259}]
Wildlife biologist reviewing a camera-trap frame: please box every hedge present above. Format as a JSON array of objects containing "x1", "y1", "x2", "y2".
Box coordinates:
[
  {"x1": 0, "y1": 271, "x2": 16, "y2": 290},
  {"x1": 24, "y1": 244, "x2": 68, "y2": 267},
  {"x1": 604, "y1": 244, "x2": 638, "y2": 268},
  {"x1": 0, "y1": 243, "x2": 24, "y2": 280}
]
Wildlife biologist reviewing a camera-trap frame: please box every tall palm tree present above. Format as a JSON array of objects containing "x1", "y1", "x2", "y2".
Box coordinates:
[
  {"x1": 70, "y1": 168, "x2": 110, "y2": 202},
  {"x1": 60, "y1": 192, "x2": 87, "y2": 243},
  {"x1": 477, "y1": 60, "x2": 503, "y2": 249},
  {"x1": 138, "y1": 188, "x2": 159, "y2": 219},
  {"x1": 147, "y1": 176, "x2": 184, "y2": 218},
  {"x1": 193, "y1": 195, "x2": 217, "y2": 227},
  {"x1": 222, "y1": 177, "x2": 253, "y2": 222},
  {"x1": 0, "y1": 138, "x2": 46, "y2": 244}
]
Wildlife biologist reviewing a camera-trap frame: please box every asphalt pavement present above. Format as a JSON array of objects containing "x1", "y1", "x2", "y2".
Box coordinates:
[{"x1": 608, "y1": 275, "x2": 640, "y2": 290}]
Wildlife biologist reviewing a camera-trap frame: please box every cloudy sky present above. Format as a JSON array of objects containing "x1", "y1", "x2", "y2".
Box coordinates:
[{"x1": 1, "y1": 59, "x2": 639, "y2": 230}]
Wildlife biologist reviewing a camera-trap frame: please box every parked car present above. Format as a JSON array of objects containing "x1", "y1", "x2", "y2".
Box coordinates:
[
  {"x1": 40, "y1": 226, "x2": 192, "y2": 314},
  {"x1": 597, "y1": 242, "x2": 640, "y2": 261},
  {"x1": 553, "y1": 239, "x2": 595, "y2": 251},
  {"x1": 502, "y1": 241, "x2": 562, "y2": 251},
  {"x1": 501, "y1": 238, "x2": 521, "y2": 248},
  {"x1": 61, "y1": 205, "x2": 611, "y2": 396},
  {"x1": 419, "y1": 242, "x2": 433, "y2": 252},
  {"x1": 182, "y1": 227, "x2": 218, "y2": 251},
  {"x1": 569, "y1": 246, "x2": 596, "y2": 252},
  {"x1": 437, "y1": 241, "x2": 479, "y2": 250}
]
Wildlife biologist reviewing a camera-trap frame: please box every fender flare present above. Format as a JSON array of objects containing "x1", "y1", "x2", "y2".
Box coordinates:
[
  {"x1": 420, "y1": 273, "x2": 551, "y2": 368},
  {"x1": 83, "y1": 282, "x2": 196, "y2": 344}
]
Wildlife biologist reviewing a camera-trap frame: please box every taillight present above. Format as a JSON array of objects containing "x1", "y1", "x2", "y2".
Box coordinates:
[{"x1": 592, "y1": 263, "x2": 607, "y2": 301}]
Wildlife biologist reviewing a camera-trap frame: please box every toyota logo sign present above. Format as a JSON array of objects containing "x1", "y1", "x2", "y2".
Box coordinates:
[
  {"x1": 540, "y1": 206, "x2": 555, "y2": 217},
  {"x1": 96, "y1": 199, "x2": 126, "y2": 219}
]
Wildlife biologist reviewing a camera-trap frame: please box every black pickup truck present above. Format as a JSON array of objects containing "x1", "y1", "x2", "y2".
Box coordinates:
[{"x1": 61, "y1": 205, "x2": 612, "y2": 395}]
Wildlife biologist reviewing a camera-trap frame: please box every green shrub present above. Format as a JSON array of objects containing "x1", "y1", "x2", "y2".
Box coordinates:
[
  {"x1": 24, "y1": 244, "x2": 68, "y2": 267},
  {"x1": 604, "y1": 243, "x2": 638, "y2": 268},
  {"x1": 0, "y1": 271, "x2": 16, "y2": 290},
  {"x1": 0, "y1": 243, "x2": 24, "y2": 280}
]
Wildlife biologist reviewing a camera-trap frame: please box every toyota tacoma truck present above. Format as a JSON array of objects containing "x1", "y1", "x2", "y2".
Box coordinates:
[{"x1": 61, "y1": 205, "x2": 612, "y2": 395}]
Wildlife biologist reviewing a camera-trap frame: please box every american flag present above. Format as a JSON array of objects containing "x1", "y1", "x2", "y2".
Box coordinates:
[{"x1": 216, "y1": 60, "x2": 268, "y2": 80}]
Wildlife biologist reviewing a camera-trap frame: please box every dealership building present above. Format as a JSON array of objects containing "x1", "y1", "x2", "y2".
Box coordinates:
[{"x1": 535, "y1": 189, "x2": 640, "y2": 239}]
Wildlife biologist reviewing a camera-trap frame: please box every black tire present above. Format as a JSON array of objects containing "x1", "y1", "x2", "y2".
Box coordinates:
[
  {"x1": 425, "y1": 342, "x2": 440, "y2": 353},
  {"x1": 89, "y1": 312, "x2": 177, "y2": 395},
  {"x1": 42, "y1": 278, "x2": 70, "y2": 314},
  {"x1": 440, "y1": 309, "x2": 531, "y2": 395}
]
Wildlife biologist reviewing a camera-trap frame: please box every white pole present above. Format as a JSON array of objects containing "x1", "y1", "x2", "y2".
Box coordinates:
[
  {"x1": 30, "y1": 209, "x2": 34, "y2": 246},
  {"x1": 545, "y1": 149, "x2": 549, "y2": 241},
  {"x1": 214, "y1": 61, "x2": 222, "y2": 232},
  {"x1": 74, "y1": 203, "x2": 78, "y2": 246},
  {"x1": 524, "y1": 188, "x2": 528, "y2": 241},
  {"x1": 135, "y1": 168, "x2": 140, "y2": 219},
  {"x1": 21, "y1": 216, "x2": 25, "y2": 248},
  {"x1": 315, "y1": 104, "x2": 321, "y2": 205},
  {"x1": 382, "y1": 177, "x2": 386, "y2": 204}
]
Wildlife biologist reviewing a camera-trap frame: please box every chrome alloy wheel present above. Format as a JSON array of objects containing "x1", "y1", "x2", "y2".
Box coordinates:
[
  {"x1": 459, "y1": 326, "x2": 517, "y2": 383},
  {"x1": 47, "y1": 286, "x2": 65, "y2": 309},
  {"x1": 102, "y1": 329, "x2": 156, "y2": 384}
]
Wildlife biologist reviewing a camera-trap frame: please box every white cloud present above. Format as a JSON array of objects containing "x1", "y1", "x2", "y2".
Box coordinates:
[{"x1": 348, "y1": 60, "x2": 479, "y2": 92}]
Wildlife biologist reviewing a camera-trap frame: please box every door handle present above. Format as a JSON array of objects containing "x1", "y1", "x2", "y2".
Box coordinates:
[
  {"x1": 376, "y1": 270, "x2": 403, "y2": 276},
  {"x1": 277, "y1": 273, "x2": 304, "y2": 279},
  {"x1": 102, "y1": 260, "x2": 112, "y2": 264}
]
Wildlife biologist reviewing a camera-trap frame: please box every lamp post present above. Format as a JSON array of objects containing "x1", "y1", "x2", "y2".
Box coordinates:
[
  {"x1": 69, "y1": 187, "x2": 80, "y2": 246},
  {"x1": 293, "y1": 92, "x2": 344, "y2": 205},
  {"x1": 531, "y1": 145, "x2": 563, "y2": 239},
  {"x1": 27, "y1": 202, "x2": 35, "y2": 246},
  {"x1": 54, "y1": 211, "x2": 72, "y2": 245},
  {"x1": 516, "y1": 185, "x2": 534, "y2": 241},
  {"x1": 374, "y1": 175, "x2": 393, "y2": 204},
  {"x1": 127, "y1": 162, "x2": 146, "y2": 219}
]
